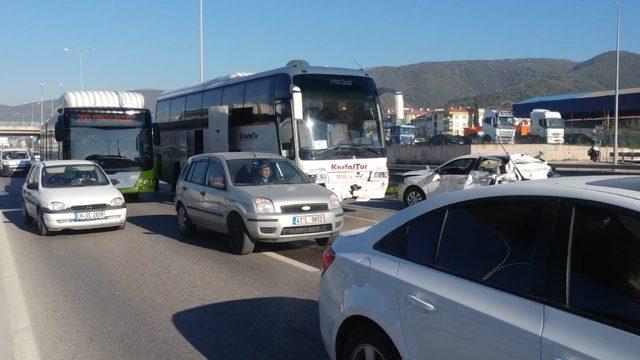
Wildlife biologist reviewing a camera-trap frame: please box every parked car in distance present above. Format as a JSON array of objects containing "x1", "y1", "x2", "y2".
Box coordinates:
[
  {"x1": 320, "y1": 176, "x2": 640, "y2": 360},
  {"x1": 32, "y1": 150, "x2": 41, "y2": 162},
  {"x1": 175, "y1": 152, "x2": 343, "y2": 255},
  {"x1": 398, "y1": 153, "x2": 551, "y2": 206},
  {"x1": 0, "y1": 148, "x2": 32, "y2": 176},
  {"x1": 22, "y1": 160, "x2": 126, "y2": 236},
  {"x1": 426, "y1": 134, "x2": 465, "y2": 145}
]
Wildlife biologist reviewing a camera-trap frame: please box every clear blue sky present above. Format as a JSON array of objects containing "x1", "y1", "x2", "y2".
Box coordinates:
[{"x1": 1, "y1": 0, "x2": 639, "y2": 105}]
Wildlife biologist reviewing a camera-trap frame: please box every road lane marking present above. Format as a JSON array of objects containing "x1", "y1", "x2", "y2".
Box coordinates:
[
  {"x1": 344, "y1": 214, "x2": 379, "y2": 224},
  {"x1": 262, "y1": 252, "x2": 320, "y2": 272},
  {"x1": 0, "y1": 212, "x2": 41, "y2": 360}
]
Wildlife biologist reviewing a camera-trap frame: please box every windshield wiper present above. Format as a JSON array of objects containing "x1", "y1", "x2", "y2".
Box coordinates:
[{"x1": 310, "y1": 144, "x2": 379, "y2": 157}]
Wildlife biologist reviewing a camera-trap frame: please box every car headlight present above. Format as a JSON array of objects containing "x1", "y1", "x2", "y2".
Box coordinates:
[
  {"x1": 49, "y1": 201, "x2": 66, "y2": 211},
  {"x1": 140, "y1": 178, "x2": 154, "y2": 185},
  {"x1": 309, "y1": 173, "x2": 328, "y2": 182},
  {"x1": 329, "y1": 194, "x2": 341, "y2": 209},
  {"x1": 372, "y1": 171, "x2": 389, "y2": 179},
  {"x1": 110, "y1": 197, "x2": 125, "y2": 207},
  {"x1": 1, "y1": 161, "x2": 8, "y2": 166},
  {"x1": 254, "y1": 198, "x2": 275, "y2": 213}
]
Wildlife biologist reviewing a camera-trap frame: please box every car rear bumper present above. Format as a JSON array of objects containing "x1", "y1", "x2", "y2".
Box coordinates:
[
  {"x1": 43, "y1": 208, "x2": 127, "y2": 231},
  {"x1": 244, "y1": 210, "x2": 343, "y2": 242}
]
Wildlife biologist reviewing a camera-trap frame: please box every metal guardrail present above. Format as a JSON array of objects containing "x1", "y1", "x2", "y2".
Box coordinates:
[{"x1": 0, "y1": 121, "x2": 41, "y2": 128}]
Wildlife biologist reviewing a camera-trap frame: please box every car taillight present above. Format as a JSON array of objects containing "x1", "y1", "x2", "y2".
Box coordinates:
[{"x1": 321, "y1": 247, "x2": 336, "y2": 277}]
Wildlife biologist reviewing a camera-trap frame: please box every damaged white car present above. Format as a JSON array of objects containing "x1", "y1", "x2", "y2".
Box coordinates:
[{"x1": 399, "y1": 153, "x2": 552, "y2": 206}]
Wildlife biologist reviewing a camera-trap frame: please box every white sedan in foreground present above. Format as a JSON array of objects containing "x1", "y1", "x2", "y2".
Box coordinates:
[
  {"x1": 22, "y1": 160, "x2": 127, "y2": 236},
  {"x1": 398, "y1": 153, "x2": 551, "y2": 206},
  {"x1": 320, "y1": 176, "x2": 640, "y2": 360}
]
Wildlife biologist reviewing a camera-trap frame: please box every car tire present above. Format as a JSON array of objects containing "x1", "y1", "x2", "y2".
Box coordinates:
[
  {"x1": 228, "y1": 217, "x2": 255, "y2": 255},
  {"x1": 23, "y1": 203, "x2": 33, "y2": 224},
  {"x1": 341, "y1": 325, "x2": 401, "y2": 360},
  {"x1": 37, "y1": 212, "x2": 50, "y2": 236},
  {"x1": 176, "y1": 204, "x2": 195, "y2": 236},
  {"x1": 403, "y1": 186, "x2": 426, "y2": 206}
]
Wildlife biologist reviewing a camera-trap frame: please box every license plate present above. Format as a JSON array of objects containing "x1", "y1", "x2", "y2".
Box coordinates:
[
  {"x1": 292, "y1": 214, "x2": 325, "y2": 225},
  {"x1": 74, "y1": 211, "x2": 105, "y2": 221}
]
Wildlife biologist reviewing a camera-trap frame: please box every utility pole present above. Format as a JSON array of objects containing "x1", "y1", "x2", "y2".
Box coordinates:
[{"x1": 64, "y1": 48, "x2": 95, "y2": 89}]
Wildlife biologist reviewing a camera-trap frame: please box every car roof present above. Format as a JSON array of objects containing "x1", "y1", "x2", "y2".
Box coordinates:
[
  {"x1": 40, "y1": 160, "x2": 96, "y2": 167},
  {"x1": 190, "y1": 152, "x2": 284, "y2": 161},
  {"x1": 424, "y1": 175, "x2": 640, "y2": 212}
]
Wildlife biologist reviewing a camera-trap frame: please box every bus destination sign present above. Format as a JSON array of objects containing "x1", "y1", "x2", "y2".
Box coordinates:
[{"x1": 70, "y1": 113, "x2": 146, "y2": 127}]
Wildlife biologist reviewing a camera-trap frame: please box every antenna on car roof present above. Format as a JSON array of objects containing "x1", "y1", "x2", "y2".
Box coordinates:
[
  {"x1": 353, "y1": 59, "x2": 364, "y2": 70},
  {"x1": 496, "y1": 138, "x2": 526, "y2": 181}
]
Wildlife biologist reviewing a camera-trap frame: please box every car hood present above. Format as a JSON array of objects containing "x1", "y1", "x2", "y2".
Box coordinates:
[
  {"x1": 237, "y1": 183, "x2": 336, "y2": 205},
  {"x1": 402, "y1": 168, "x2": 433, "y2": 178},
  {"x1": 42, "y1": 185, "x2": 122, "y2": 207}
]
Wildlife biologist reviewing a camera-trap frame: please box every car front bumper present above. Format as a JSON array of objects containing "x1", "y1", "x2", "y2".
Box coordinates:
[
  {"x1": 244, "y1": 209, "x2": 343, "y2": 242},
  {"x1": 1, "y1": 165, "x2": 30, "y2": 175},
  {"x1": 42, "y1": 208, "x2": 127, "y2": 231}
]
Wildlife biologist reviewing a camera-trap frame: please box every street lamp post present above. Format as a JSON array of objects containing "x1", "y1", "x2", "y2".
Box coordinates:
[
  {"x1": 200, "y1": 0, "x2": 204, "y2": 83},
  {"x1": 64, "y1": 48, "x2": 95, "y2": 90},
  {"x1": 613, "y1": 0, "x2": 621, "y2": 164},
  {"x1": 40, "y1": 82, "x2": 45, "y2": 126},
  {"x1": 51, "y1": 83, "x2": 63, "y2": 117}
]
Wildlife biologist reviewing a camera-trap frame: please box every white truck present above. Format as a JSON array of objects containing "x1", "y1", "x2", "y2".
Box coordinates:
[
  {"x1": 482, "y1": 110, "x2": 515, "y2": 144},
  {"x1": 530, "y1": 109, "x2": 565, "y2": 144}
]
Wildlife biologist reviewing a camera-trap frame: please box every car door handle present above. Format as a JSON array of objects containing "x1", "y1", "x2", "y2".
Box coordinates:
[
  {"x1": 199, "y1": 191, "x2": 206, "y2": 197},
  {"x1": 407, "y1": 294, "x2": 437, "y2": 312}
]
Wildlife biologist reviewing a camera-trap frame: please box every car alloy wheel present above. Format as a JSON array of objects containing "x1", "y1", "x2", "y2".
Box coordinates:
[
  {"x1": 404, "y1": 187, "x2": 425, "y2": 206},
  {"x1": 349, "y1": 343, "x2": 386, "y2": 360}
]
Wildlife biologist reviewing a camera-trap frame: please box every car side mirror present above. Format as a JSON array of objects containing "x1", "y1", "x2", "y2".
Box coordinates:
[
  {"x1": 110, "y1": 179, "x2": 120, "y2": 185},
  {"x1": 27, "y1": 183, "x2": 38, "y2": 190}
]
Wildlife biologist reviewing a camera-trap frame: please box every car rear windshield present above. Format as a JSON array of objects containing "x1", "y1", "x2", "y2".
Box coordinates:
[
  {"x1": 2, "y1": 151, "x2": 28, "y2": 160},
  {"x1": 42, "y1": 165, "x2": 110, "y2": 188},
  {"x1": 226, "y1": 158, "x2": 311, "y2": 186}
]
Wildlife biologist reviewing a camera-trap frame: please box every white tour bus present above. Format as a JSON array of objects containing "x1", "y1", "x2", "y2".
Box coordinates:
[{"x1": 154, "y1": 60, "x2": 404, "y2": 201}]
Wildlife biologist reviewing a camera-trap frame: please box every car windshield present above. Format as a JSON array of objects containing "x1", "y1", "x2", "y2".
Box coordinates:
[
  {"x1": 497, "y1": 116, "x2": 515, "y2": 127},
  {"x1": 2, "y1": 151, "x2": 28, "y2": 160},
  {"x1": 547, "y1": 118, "x2": 564, "y2": 128},
  {"x1": 226, "y1": 158, "x2": 311, "y2": 186},
  {"x1": 42, "y1": 165, "x2": 110, "y2": 188},
  {"x1": 293, "y1": 74, "x2": 384, "y2": 160}
]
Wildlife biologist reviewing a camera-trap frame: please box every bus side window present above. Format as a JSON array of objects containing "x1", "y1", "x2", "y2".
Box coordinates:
[{"x1": 277, "y1": 102, "x2": 294, "y2": 160}]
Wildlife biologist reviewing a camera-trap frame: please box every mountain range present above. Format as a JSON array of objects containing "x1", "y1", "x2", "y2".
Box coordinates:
[{"x1": 2, "y1": 50, "x2": 639, "y2": 122}]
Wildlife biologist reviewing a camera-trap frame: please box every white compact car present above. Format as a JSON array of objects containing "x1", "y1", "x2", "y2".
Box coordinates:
[
  {"x1": 398, "y1": 153, "x2": 551, "y2": 206},
  {"x1": 320, "y1": 176, "x2": 640, "y2": 360},
  {"x1": 0, "y1": 148, "x2": 32, "y2": 176},
  {"x1": 22, "y1": 160, "x2": 127, "y2": 235}
]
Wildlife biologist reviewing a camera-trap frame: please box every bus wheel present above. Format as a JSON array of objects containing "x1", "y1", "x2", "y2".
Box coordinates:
[
  {"x1": 228, "y1": 217, "x2": 255, "y2": 255},
  {"x1": 177, "y1": 204, "x2": 195, "y2": 236}
]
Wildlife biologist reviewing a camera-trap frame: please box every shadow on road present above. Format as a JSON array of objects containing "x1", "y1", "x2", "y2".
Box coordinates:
[
  {"x1": 172, "y1": 297, "x2": 327, "y2": 360},
  {"x1": 342, "y1": 198, "x2": 403, "y2": 212},
  {"x1": 127, "y1": 214, "x2": 231, "y2": 253},
  {"x1": 0, "y1": 175, "x2": 26, "y2": 210}
]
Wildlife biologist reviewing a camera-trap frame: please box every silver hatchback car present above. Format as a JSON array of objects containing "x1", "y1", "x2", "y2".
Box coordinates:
[{"x1": 175, "y1": 152, "x2": 343, "y2": 254}]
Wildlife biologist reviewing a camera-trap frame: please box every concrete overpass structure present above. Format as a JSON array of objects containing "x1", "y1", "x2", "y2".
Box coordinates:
[{"x1": 0, "y1": 121, "x2": 41, "y2": 136}]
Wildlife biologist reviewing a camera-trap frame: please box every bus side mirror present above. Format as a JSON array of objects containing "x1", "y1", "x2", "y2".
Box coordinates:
[
  {"x1": 291, "y1": 86, "x2": 304, "y2": 121},
  {"x1": 395, "y1": 91, "x2": 404, "y2": 121},
  {"x1": 54, "y1": 118, "x2": 64, "y2": 142},
  {"x1": 152, "y1": 124, "x2": 161, "y2": 146}
]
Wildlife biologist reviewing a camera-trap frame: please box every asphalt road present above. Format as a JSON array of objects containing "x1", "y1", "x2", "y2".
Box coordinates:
[{"x1": 0, "y1": 176, "x2": 399, "y2": 360}]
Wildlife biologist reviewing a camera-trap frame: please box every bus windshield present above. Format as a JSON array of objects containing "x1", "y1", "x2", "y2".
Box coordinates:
[
  {"x1": 69, "y1": 127, "x2": 153, "y2": 173},
  {"x1": 293, "y1": 74, "x2": 384, "y2": 160}
]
